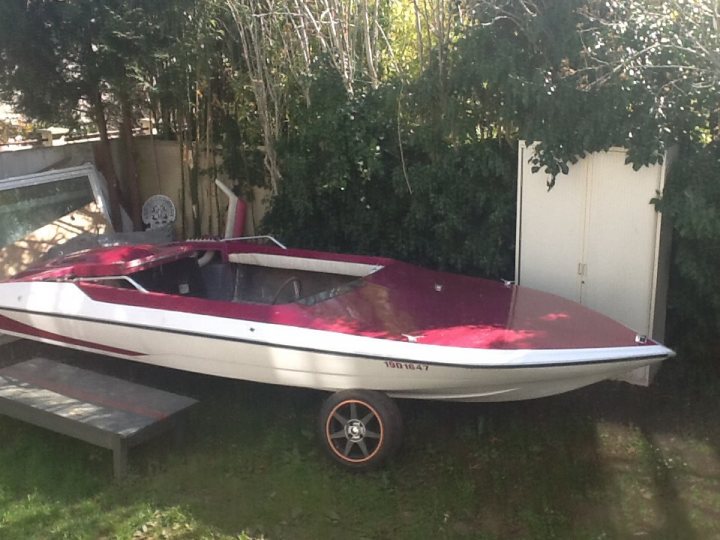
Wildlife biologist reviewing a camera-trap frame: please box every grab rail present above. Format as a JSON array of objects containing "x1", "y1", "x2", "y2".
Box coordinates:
[
  {"x1": 71, "y1": 275, "x2": 149, "y2": 293},
  {"x1": 190, "y1": 235, "x2": 288, "y2": 250},
  {"x1": 222, "y1": 235, "x2": 288, "y2": 250}
]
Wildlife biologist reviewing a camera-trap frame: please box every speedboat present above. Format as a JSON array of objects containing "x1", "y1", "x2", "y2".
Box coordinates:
[{"x1": 0, "y1": 237, "x2": 674, "y2": 468}]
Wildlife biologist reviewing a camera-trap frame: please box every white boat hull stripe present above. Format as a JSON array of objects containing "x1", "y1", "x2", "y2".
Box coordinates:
[{"x1": 0, "y1": 306, "x2": 670, "y2": 369}]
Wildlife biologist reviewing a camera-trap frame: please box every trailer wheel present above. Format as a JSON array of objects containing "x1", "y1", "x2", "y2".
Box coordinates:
[{"x1": 319, "y1": 389, "x2": 402, "y2": 470}]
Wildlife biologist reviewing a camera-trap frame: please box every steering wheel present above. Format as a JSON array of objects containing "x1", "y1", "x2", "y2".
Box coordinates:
[{"x1": 271, "y1": 276, "x2": 302, "y2": 304}]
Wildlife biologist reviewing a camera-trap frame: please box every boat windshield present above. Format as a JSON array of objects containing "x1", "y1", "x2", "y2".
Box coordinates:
[
  {"x1": 0, "y1": 165, "x2": 111, "y2": 279},
  {"x1": 127, "y1": 256, "x2": 365, "y2": 305}
]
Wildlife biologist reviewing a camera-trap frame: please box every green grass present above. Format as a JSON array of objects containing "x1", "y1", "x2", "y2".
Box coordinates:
[{"x1": 1, "y1": 340, "x2": 719, "y2": 539}]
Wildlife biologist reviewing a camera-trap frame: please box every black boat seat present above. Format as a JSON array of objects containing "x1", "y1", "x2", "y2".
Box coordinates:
[{"x1": 199, "y1": 263, "x2": 239, "y2": 301}]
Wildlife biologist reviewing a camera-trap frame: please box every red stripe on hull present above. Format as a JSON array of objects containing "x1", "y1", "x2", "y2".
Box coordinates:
[{"x1": 0, "y1": 313, "x2": 143, "y2": 357}]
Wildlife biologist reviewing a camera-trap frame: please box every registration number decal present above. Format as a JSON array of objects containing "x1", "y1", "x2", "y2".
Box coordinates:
[{"x1": 384, "y1": 361, "x2": 429, "y2": 371}]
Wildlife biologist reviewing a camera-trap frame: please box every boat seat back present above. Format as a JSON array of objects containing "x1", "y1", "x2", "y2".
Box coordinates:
[
  {"x1": 132, "y1": 258, "x2": 207, "y2": 298},
  {"x1": 200, "y1": 263, "x2": 239, "y2": 301}
]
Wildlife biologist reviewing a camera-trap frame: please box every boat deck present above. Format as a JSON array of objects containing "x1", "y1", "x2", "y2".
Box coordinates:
[{"x1": 0, "y1": 357, "x2": 197, "y2": 478}]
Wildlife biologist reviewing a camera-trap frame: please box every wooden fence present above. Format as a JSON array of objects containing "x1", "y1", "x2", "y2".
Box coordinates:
[{"x1": 0, "y1": 137, "x2": 270, "y2": 238}]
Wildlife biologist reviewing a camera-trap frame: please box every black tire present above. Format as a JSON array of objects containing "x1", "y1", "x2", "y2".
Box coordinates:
[{"x1": 318, "y1": 389, "x2": 402, "y2": 470}]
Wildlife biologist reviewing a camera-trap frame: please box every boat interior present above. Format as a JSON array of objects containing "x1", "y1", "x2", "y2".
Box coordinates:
[{"x1": 127, "y1": 252, "x2": 379, "y2": 305}]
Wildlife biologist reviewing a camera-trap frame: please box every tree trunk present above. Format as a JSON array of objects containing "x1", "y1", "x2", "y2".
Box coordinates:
[
  {"x1": 91, "y1": 95, "x2": 123, "y2": 230},
  {"x1": 179, "y1": 116, "x2": 187, "y2": 239},
  {"x1": 119, "y1": 93, "x2": 143, "y2": 230},
  {"x1": 189, "y1": 74, "x2": 202, "y2": 237}
]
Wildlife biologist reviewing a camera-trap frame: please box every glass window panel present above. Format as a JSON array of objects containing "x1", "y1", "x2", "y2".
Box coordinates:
[{"x1": 0, "y1": 176, "x2": 96, "y2": 247}]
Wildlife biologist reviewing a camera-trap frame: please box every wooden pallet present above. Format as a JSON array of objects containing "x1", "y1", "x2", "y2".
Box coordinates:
[{"x1": 0, "y1": 357, "x2": 198, "y2": 478}]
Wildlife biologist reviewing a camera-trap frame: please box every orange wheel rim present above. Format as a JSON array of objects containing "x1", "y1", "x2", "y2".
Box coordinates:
[{"x1": 325, "y1": 399, "x2": 385, "y2": 463}]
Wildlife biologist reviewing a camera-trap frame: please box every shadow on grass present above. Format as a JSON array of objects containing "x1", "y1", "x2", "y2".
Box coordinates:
[
  {"x1": 588, "y1": 347, "x2": 720, "y2": 539},
  {"x1": 1, "y1": 341, "x2": 719, "y2": 539}
]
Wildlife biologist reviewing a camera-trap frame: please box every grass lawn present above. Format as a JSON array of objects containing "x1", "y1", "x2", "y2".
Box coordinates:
[{"x1": 0, "y1": 339, "x2": 718, "y2": 539}]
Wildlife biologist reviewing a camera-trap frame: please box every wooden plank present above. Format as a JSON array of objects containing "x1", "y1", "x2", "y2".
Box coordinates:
[
  {"x1": 0, "y1": 394, "x2": 119, "y2": 449},
  {"x1": 0, "y1": 334, "x2": 18, "y2": 346},
  {"x1": 0, "y1": 358, "x2": 196, "y2": 434},
  {"x1": 112, "y1": 438, "x2": 129, "y2": 479},
  {"x1": 0, "y1": 357, "x2": 198, "y2": 478}
]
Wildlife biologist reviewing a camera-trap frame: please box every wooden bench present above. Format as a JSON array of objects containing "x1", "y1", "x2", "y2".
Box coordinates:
[{"x1": 0, "y1": 357, "x2": 198, "y2": 479}]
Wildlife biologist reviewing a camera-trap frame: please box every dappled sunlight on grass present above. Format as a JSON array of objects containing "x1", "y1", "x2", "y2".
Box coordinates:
[
  {"x1": 1, "y1": 342, "x2": 720, "y2": 538},
  {"x1": 0, "y1": 488, "x2": 244, "y2": 539},
  {"x1": 646, "y1": 432, "x2": 720, "y2": 536},
  {"x1": 595, "y1": 420, "x2": 720, "y2": 538},
  {"x1": 596, "y1": 421, "x2": 666, "y2": 535}
]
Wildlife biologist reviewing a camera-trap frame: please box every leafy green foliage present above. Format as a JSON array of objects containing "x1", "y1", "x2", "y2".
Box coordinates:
[
  {"x1": 448, "y1": 1, "x2": 719, "y2": 184},
  {"x1": 262, "y1": 67, "x2": 517, "y2": 278},
  {"x1": 0, "y1": 1, "x2": 86, "y2": 126},
  {"x1": 658, "y1": 142, "x2": 720, "y2": 347},
  {"x1": 451, "y1": 1, "x2": 668, "y2": 181},
  {"x1": 0, "y1": 0, "x2": 202, "y2": 133},
  {"x1": 2, "y1": 0, "x2": 719, "y2": 346}
]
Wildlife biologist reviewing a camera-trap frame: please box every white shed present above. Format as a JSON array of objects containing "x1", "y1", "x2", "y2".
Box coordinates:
[{"x1": 515, "y1": 142, "x2": 673, "y2": 385}]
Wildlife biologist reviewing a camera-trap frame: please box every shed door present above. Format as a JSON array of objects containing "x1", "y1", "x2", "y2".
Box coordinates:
[
  {"x1": 517, "y1": 146, "x2": 588, "y2": 303},
  {"x1": 580, "y1": 150, "x2": 662, "y2": 334}
]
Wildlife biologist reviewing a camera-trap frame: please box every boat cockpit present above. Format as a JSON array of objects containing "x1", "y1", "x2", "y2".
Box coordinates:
[{"x1": 124, "y1": 250, "x2": 383, "y2": 306}]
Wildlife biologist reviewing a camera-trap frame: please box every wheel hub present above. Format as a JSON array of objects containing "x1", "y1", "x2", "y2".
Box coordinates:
[{"x1": 344, "y1": 419, "x2": 366, "y2": 441}]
